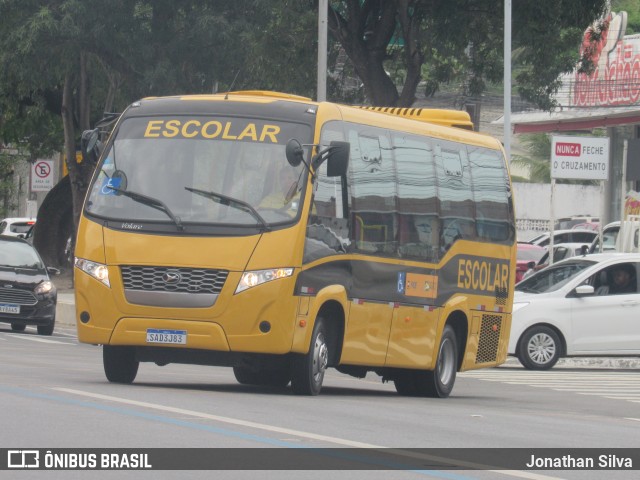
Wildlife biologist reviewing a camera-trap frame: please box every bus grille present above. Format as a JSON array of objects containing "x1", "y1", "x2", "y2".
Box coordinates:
[
  {"x1": 0, "y1": 287, "x2": 37, "y2": 306},
  {"x1": 476, "y1": 314, "x2": 502, "y2": 364},
  {"x1": 120, "y1": 266, "x2": 228, "y2": 294}
]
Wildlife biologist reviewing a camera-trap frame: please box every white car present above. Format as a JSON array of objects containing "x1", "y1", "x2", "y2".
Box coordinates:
[
  {"x1": 536, "y1": 242, "x2": 590, "y2": 267},
  {"x1": 509, "y1": 253, "x2": 640, "y2": 369},
  {"x1": 527, "y1": 229, "x2": 597, "y2": 249},
  {"x1": 0, "y1": 217, "x2": 36, "y2": 237}
]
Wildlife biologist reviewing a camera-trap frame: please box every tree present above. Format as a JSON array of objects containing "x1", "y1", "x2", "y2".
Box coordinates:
[
  {"x1": 325, "y1": 0, "x2": 608, "y2": 108},
  {"x1": 510, "y1": 133, "x2": 553, "y2": 183},
  {"x1": 0, "y1": 0, "x2": 249, "y2": 265}
]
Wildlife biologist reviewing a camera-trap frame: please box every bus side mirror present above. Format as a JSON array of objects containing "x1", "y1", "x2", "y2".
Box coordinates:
[
  {"x1": 326, "y1": 141, "x2": 349, "y2": 177},
  {"x1": 81, "y1": 128, "x2": 102, "y2": 166},
  {"x1": 286, "y1": 139, "x2": 304, "y2": 167}
]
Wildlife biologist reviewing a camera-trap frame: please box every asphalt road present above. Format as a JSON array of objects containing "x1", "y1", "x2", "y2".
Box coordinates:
[{"x1": 0, "y1": 323, "x2": 638, "y2": 480}]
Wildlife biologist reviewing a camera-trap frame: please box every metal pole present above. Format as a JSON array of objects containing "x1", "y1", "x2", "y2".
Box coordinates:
[
  {"x1": 504, "y1": 0, "x2": 511, "y2": 162},
  {"x1": 621, "y1": 139, "x2": 628, "y2": 221},
  {"x1": 317, "y1": 0, "x2": 328, "y2": 102},
  {"x1": 549, "y1": 179, "x2": 555, "y2": 265}
]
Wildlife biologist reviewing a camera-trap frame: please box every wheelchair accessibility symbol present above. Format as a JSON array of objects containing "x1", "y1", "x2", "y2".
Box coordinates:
[
  {"x1": 100, "y1": 177, "x2": 122, "y2": 195},
  {"x1": 397, "y1": 272, "x2": 406, "y2": 294}
]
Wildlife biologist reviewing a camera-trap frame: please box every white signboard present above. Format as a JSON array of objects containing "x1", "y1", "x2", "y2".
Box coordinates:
[
  {"x1": 551, "y1": 136, "x2": 609, "y2": 180},
  {"x1": 30, "y1": 159, "x2": 54, "y2": 191}
]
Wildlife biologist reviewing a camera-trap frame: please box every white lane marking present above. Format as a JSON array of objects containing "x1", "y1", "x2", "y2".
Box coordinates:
[
  {"x1": 54, "y1": 387, "x2": 376, "y2": 447},
  {"x1": 53, "y1": 387, "x2": 563, "y2": 480}
]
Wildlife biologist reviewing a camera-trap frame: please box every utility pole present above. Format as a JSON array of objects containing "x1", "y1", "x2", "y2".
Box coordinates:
[
  {"x1": 504, "y1": 0, "x2": 512, "y2": 161},
  {"x1": 317, "y1": 0, "x2": 328, "y2": 102}
]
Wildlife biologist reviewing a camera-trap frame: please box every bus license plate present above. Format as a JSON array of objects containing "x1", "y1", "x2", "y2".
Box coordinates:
[
  {"x1": 0, "y1": 303, "x2": 20, "y2": 314},
  {"x1": 146, "y1": 329, "x2": 187, "y2": 345}
]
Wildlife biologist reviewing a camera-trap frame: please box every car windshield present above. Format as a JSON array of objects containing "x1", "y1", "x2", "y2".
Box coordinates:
[
  {"x1": 85, "y1": 116, "x2": 311, "y2": 229},
  {"x1": 0, "y1": 241, "x2": 44, "y2": 269},
  {"x1": 515, "y1": 259, "x2": 596, "y2": 294}
]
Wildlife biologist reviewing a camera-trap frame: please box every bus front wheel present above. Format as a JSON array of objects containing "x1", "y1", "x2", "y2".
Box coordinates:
[
  {"x1": 233, "y1": 366, "x2": 291, "y2": 388},
  {"x1": 103, "y1": 345, "x2": 139, "y2": 384},
  {"x1": 291, "y1": 317, "x2": 328, "y2": 395}
]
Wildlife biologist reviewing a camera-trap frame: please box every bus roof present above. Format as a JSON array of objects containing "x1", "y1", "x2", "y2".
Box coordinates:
[{"x1": 135, "y1": 91, "x2": 499, "y2": 149}]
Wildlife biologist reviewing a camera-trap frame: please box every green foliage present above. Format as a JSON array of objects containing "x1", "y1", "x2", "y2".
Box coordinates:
[
  {"x1": 327, "y1": 0, "x2": 608, "y2": 108},
  {"x1": 511, "y1": 133, "x2": 553, "y2": 183},
  {"x1": 613, "y1": 0, "x2": 640, "y2": 33}
]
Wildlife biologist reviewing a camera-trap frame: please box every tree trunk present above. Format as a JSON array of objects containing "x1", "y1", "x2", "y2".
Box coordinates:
[
  {"x1": 327, "y1": 1, "x2": 424, "y2": 107},
  {"x1": 33, "y1": 175, "x2": 74, "y2": 269}
]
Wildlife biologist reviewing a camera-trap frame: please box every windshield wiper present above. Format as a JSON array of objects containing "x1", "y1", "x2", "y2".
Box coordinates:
[
  {"x1": 184, "y1": 187, "x2": 270, "y2": 232},
  {"x1": 108, "y1": 186, "x2": 184, "y2": 231}
]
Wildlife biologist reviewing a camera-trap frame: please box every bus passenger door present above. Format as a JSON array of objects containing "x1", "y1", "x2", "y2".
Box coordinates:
[{"x1": 340, "y1": 262, "x2": 396, "y2": 366}]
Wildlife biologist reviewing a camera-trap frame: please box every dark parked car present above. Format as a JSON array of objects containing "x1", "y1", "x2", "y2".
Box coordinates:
[{"x1": 0, "y1": 235, "x2": 59, "y2": 335}]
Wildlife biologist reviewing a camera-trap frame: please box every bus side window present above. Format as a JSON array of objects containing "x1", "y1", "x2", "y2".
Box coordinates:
[{"x1": 393, "y1": 132, "x2": 439, "y2": 261}]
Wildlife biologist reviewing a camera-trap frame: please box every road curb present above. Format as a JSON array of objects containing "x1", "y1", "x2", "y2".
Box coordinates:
[{"x1": 56, "y1": 294, "x2": 76, "y2": 327}]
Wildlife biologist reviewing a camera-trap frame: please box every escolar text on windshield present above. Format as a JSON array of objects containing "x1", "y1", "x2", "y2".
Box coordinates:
[{"x1": 144, "y1": 119, "x2": 281, "y2": 143}]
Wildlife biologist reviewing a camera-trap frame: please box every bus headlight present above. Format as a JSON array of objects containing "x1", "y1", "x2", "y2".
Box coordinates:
[
  {"x1": 235, "y1": 268, "x2": 294, "y2": 294},
  {"x1": 75, "y1": 258, "x2": 111, "y2": 287}
]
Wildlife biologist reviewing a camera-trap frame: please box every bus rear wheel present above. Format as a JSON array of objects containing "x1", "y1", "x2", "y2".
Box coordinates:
[
  {"x1": 393, "y1": 325, "x2": 458, "y2": 398},
  {"x1": 291, "y1": 317, "x2": 329, "y2": 395},
  {"x1": 103, "y1": 345, "x2": 139, "y2": 384}
]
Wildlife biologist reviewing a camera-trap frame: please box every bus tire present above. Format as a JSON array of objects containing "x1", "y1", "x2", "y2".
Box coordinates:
[
  {"x1": 393, "y1": 369, "x2": 419, "y2": 396},
  {"x1": 291, "y1": 317, "x2": 328, "y2": 396},
  {"x1": 517, "y1": 325, "x2": 561, "y2": 370},
  {"x1": 423, "y1": 325, "x2": 458, "y2": 398},
  {"x1": 233, "y1": 366, "x2": 290, "y2": 388},
  {"x1": 103, "y1": 345, "x2": 139, "y2": 384},
  {"x1": 233, "y1": 366, "x2": 261, "y2": 385}
]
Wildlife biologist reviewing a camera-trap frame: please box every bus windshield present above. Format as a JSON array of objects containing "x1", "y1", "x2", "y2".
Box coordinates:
[{"x1": 85, "y1": 116, "x2": 311, "y2": 229}]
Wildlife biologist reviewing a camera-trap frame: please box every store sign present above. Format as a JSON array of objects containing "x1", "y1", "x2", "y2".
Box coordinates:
[
  {"x1": 31, "y1": 160, "x2": 54, "y2": 191},
  {"x1": 551, "y1": 136, "x2": 610, "y2": 180}
]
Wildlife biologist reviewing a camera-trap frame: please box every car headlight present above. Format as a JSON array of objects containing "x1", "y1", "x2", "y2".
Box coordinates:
[
  {"x1": 235, "y1": 268, "x2": 294, "y2": 294},
  {"x1": 35, "y1": 280, "x2": 55, "y2": 295},
  {"x1": 75, "y1": 257, "x2": 110, "y2": 287},
  {"x1": 512, "y1": 302, "x2": 529, "y2": 313}
]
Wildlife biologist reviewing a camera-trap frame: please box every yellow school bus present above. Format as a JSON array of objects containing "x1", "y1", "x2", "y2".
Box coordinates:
[{"x1": 74, "y1": 91, "x2": 516, "y2": 397}]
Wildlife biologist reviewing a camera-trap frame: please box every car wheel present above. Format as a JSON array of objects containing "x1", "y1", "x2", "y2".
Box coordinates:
[
  {"x1": 291, "y1": 317, "x2": 329, "y2": 395},
  {"x1": 103, "y1": 345, "x2": 139, "y2": 384},
  {"x1": 11, "y1": 323, "x2": 26, "y2": 332},
  {"x1": 518, "y1": 326, "x2": 561, "y2": 370},
  {"x1": 37, "y1": 319, "x2": 55, "y2": 336}
]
